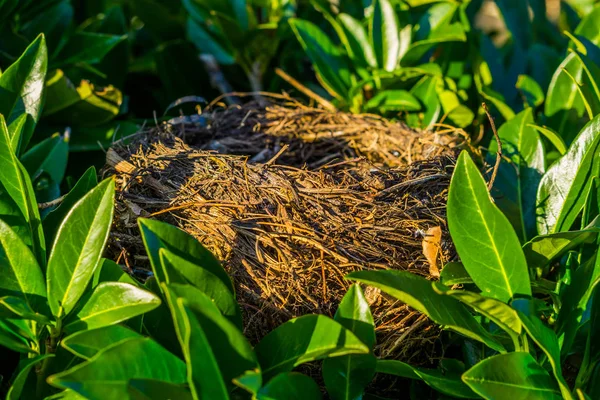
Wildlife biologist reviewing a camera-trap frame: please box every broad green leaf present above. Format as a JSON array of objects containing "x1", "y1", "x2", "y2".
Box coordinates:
[
  {"x1": 346, "y1": 270, "x2": 505, "y2": 352},
  {"x1": 517, "y1": 312, "x2": 572, "y2": 399},
  {"x1": 0, "y1": 296, "x2": 52, "y2": 325},
  {"x1": 448, "y1": 151, "x2": 531, "y2": 302},
  {"x1": 0, "y1": 319, "x2": 35, "y2": 353},
  {"x1": 0, "y1": 219, "x2": 46, "y2": 313},
  {"x1": 138, "y1": 218, "x2": 234, "y2": 294},
  {"x1": 258, "y1": 373, "x2": 322, "y2": 400},
  {"x1": 536, "y1": 115, "x2": 600, "y2": 234},
  {"x1": 440, "y1": 262, "x2": 473, "y2": 286},
  {"x1": 186, "y1": 17, "x2": 235, "y2": 65},
  {"x1": 6, "y1": 354, "x2": 54, "y2": 400},
  {"x1": 159, "y1": 248, "x2": 242, "y2": 329},
  {"x1": 579, "y1": 283, "x2": 600, "y2": 390},
  {"x1": 575, "y1": 5, "x2": 600, "y2": 46},
  {"x1": 53, "y1": 32, "x2": 126, "y2": 67},
  {"x1": 127, "y1": 379, "x2": 194, "y2": 400},
  {"x1": 495, "y1": 0, "x2": 532, "y2": 47},
  {"x1": 516, "y1": 75, "x2": 545, "y2": 107},
  {"x1": 488, "y1": 108, "x2": 545, "y2": 241},
  {"x1": 47, "y1": 178, "x2": 115, "y2": 318},
  {"x1": 365, "y1": 90, "x2": 421, "y2": 113},
  {"x1": 370, "y1": 0, "x2": 399, "y2": 72},
  {"x1": 21, "y1": 133, "x2": 69, "y2": 186},
  {"x1": 233, "y1": 369, "x2": 262, "y2": 396},
  {"x1": 63, "y1": 282, "x2": 161, "y2": 333},
  {"x1": 0, "y1": 34, "x2": 47, "y2": 151},
  {"x1": 69, "y1": 121, "x2": 138, "y2": 152},
  {"x1": 377, "y1": 360, "x2": 476, "y2": 398},
  {"x1": 0, "y1": 115, "x2": 45, "y2": 265},
  {"x1": 255, "y1": 314, "x2": 370, "y2": 380},
  {"x1": 62, "y1": 325, "x2": 142, "y2": 360},
  {"x1": 7, "y1": 114, "x2": 26, "y2": 154},
  {"x1": 528, "y1": 124, "x2": 567, "y2": 155},
  {"x1": 289, "y1": 18, "x2": 353, "y2": 99},
  {"x1": 322, "y1": 284, "x2": 376, "y2": 400},
  {"x1": 407, "y1": 75, "x2": 442, "y2": 128},
  {"x1": 523, "y1": 216, "x2": 600, "y2": 269},
  {"x1": 43, "y1": 166, "x2": 98, "y2": 246},
  {"x1": 48, "y1": 337, "x2": 187, "y2": 398},
  {"x1": 337, "y1": 14, "x2": 376, "y2": 68},
  {"x1": 433, "y1": 284, "x2": 521, "y2": 337},
  {"x1": 43, "y1": 389, "x2": 87, "y2": 399},
  {"x1": 43, "y1": 70, "x2": 122, "y2": 128},
  {"x1": 462, "y1": 352, "x2": 562, "y2": 400},
  {"x1": 20, "y1": 0, "x2": 73, "y2": 52},
  {"x1": 92, "y1": 259, "x2": 139, "y2": 288}
]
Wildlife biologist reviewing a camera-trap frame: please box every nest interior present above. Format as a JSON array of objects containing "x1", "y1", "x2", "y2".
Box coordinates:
[{"x1": 105, "y1": 97, "x2": 467, "y2": 363}]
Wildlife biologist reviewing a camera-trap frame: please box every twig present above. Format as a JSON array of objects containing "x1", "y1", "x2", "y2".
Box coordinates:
[
  {"x1": 482, "y1": 102, "x2": 502, "y2": 191},
  {"x1": 275, "y1": 68, "x2": 337, "y2": 112},
  {"x1": 38, "y1": 194, "x2": 67, "y2": 210},
  {"x1": 265, "y1": 144, "x2": 290, "y2": 166}
]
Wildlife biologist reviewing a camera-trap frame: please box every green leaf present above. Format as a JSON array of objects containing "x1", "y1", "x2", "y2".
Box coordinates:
[
  {"x1": 53, "y1": 32, "x2": 126, "y2": 67},
  {"x1": 575, "y1": 5, "x2": 600, "y2": 46},
  {"x1": 62, "y1": 324, "x2": 142, "y2": 360},
  {"x1": 47, "y1": 178, "x2": 115, "y2": 318},
  {"x1": 0, "y1": 296, "x2": 52, "y2": 324},
  {"x1": 159, "y1": 248, "x2": 242, "y2": 329},
  {"x1": 127, "y1": 379, "x2": 194, "y2": 400},
  {"x1": 6, "y1": 354, "x2": 54, "y2": 400},
  {"x1": 138, "y1": 218, "x2": 234, "y2": 294},
  {"x1": 528, "y1": 124, "x2": 568, "y2": 155},
  {"x1": 48, "y1": 337, "x2": 187, "y2": 398},
  {"x1": 337, "y1": 13, "x2": 376, "y2": 68},
  {"x1": 440, "y1": 262, "x2": 473, "y2": 286},
  {"x1": 43, "y1": 166, "x2": 98, "y2": 246},
  {"x1": 322, "y1": 284, "x2": 376, "y2": 400},
  {"x1": 365, "y1": 90, "x2": 421, "y2": 113},
  {"x1": 370, "y1": 0, "x2": 399, "y2": 72},
  {"x1": 516, "y1": 75, "x2": 545, "y2": 107},
  {"x1": 0, "y1": 34, "x2": 47, "y2": 151},
  {"x1": 536, "y1": 115, "x2": 600, "y2": 234},
  {"x1": 377, "y1": 360, "x2": 476, "y2": 398},
  {"x1": 346, "y1": 270, "x2": 505, "y2": 352},
  {"x1": 488, "y1": 108, "x2": 545, "y2": 241},
  {"x1": 523, "y1": 216, "x2": 600, "y2": 269},
  {"x1": 433, "y1": 284, "x2": 521, "y2": 337},
  {"x1": 579, "y1": 283, "x2": 600, "y2": 390},
  {"x1": 92, "y1": 258, "x2": 139, "y2": 288},
  {"x1": 448, "y1": 151, "x2": 531, "y2": 302},
  {"x1": 462, "y1": 352, "x2": 562, "y2": 400},
  {"x1": 0, "y1": 319, "x2": 35, "y2": 353},
  {"x1": 407, "y1": 75, "x2": 442, "y2": 128},
  {"x1": 0, "y1": 218, "x2": 47, "y2": 313},
  {"x1": 20, "y1": 0, "x2": 73, "y2": 53},
  {"x1": 517, "y1": 311, "x2": 572, "y2": 399},
  {"x1": 186, "y1": 17, "x2": 235, "y2": 65},
  {"x1": 289, "y1": 18, "x2": 353, "y2": 99},
  {"x1": 255, "y1": 314, "x2": 370, "y2": 381},
  {"x1": 258, "y1": 373, "x2": 322, "y2": 400},
  {"x1": 21, "y1": 133, "x2": 69, "y2": 186},
  {"x1": 0, "y1": 115, "x2": 45, "y2": 265},
  {"x1": 63, "y1": 282, "x2": 161, "y2": 333}
]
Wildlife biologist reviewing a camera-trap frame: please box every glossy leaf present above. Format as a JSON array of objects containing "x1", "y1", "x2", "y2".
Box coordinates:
[
  {"x1": 408, "y1": 75, "x2": 442, "y2": 128},
  {"x1": 0, "y1": 218, "x2": 46, "y2": 313},
  {"x1": 186, "y1": 17, "x2": 235, "y2": 65},
  {"x1": 575, "y1": 5, "x2": 600, "y2": 46},
  {"x1": 127, "y1": 379, "x2": 194, "y2": 400},
  {"x1": 579, "y1": 283, "x2": 600, "y2": 390},
  {"x1": 518, "y1": 311, "x2": 572, "y2": 399},
  {"x1": 377, "y1": 360, "x2": 476, "y2": 398},
  {"x1": 159, "y1": 248, "x2": 242, "y2": 329},
  {"x1": 53, "y1": 32, "x2": 126, "y2": 67},
  {"x1": 138, "y1": 218, "x2": 234, "y2": 293},
  {"x1": 488, "y1": 108, "x2": 545, "y2": 241},
  {"x1": 462, "y1": 352, "x2": 562, "y2": 399},
  {"x1": 365, "y1": 90, "x2": 421, "y2": 113},
  {"x1": 0, "y1": 34, "x2": 47, "y2": 151},
  {"x1": 523, "y1": 216, "x2": 600, "y2": 269},
  {"x1": 433, "y1": 284, "x2": 521, "y2": 337},
  {"x1": 0, "y1": 115, "x2": 45, "y2": 265},
  {"x1": 47, "y1": 178, "x2": 115, "y2": 318},
  {"x1": 346, "y1": 270, "x2": 505, "y2": 352},
  {"x1": 255, "y1": 314, "x2": 370, "y2": 380},
  {"x1": 537, "y1": 115, "x2": 600, "y2": 234},
  {"x1": 258, "y1": 373, "x2": 322, "y2": 400},
  {"x1": 448, "y1": 151, "x2": 531, "y2": 302},
  {"x1": 0, "y1": 295, "x2": 52, "y2": 325},
  {"x1": 6, "y1": 354, "x2": 54, "y2": 400},
  {"x1": 0, "y1": 319, "x2": 35, "y2": 353},
  {"x1": 48, "y1": 337, "x2": 187, "y2": 398},
  {"x1": 62, "y1": 325, "x2": 142, "y2": 360},
  {"x1": 289, "y1": 18, "x2": 353, "y2": 99},
  {"x1": 43, "y1": 166, "x2": 98, "y2": 246},
  {"x1": 322, "y1": 284, "x2": 376, "y2": 400},
  {"x1": 528, "y1": 124, "x2": 567, "y2": 155},
  {"x1": 516, "y1": 75, "x2": 545, "y2": 107},
  {"x1": 440, "y1": 262, "x2": 473, "y2": 286},
  {"x1": 337, "y1": 13, "x2": 376, "y2": 68},
  {"x1": 63, "y1": 282, "x2": 161, "y2": 333},
  {"x1": 92, "y1": 259, "x2": 139, "y2": 288},
  {"x1": 370, "y1": 0, "x2": 399, "y2": 72}
]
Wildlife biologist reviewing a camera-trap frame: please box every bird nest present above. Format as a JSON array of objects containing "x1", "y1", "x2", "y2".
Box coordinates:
[{"x1": 105, "y1": 96, "x2": 469, "y2": 364}]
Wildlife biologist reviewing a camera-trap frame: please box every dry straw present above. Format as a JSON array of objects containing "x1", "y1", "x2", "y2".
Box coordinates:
[{"x1": 105, "y1": 95, "x2": 469, "y2": 364}]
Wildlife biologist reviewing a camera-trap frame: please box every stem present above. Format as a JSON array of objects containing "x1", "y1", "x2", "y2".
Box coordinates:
[{"x1": 36, "y1": 322, "x2": 61, "y2": 398}]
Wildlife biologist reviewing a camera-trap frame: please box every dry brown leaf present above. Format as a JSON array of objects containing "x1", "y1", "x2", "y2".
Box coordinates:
[{"x1": 422, "y1": 226, "x2": 442, "y2": 277}]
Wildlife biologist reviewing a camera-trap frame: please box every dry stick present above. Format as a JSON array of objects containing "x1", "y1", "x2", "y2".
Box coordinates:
[
  {"x1": 38, "y1": 194, "x2": 67, "y2": 210},
  {"x1": 275, "y1": 68, "x2": 337, "y2": 112},
  {"x1": 482, "y1": 102, "x2": 502, "y2": 191}
]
